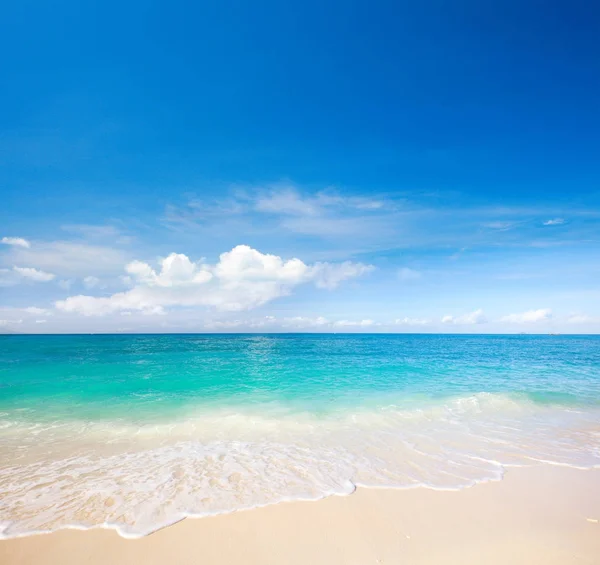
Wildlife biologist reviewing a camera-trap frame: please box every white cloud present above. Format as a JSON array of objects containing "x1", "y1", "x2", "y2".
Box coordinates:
[
  {"x1": 204, "y1": 316, "x2": 277, "y2": 330},
  {"x1": 1, "y1": 241, "x2": 130, "y2": 277},
  {"x1": 282, "y1": 316, "x2": 330, "y2": 328},
  {"x1": 35, "y1": 319, "x2": 47, "y2": 324},
  {"x1": 204, "y1": 316, "x2": 378, "y2": 330},
  {"x1": 141, "y1": 306, "x2": 166, "y2": 316},
  {"x1": 500, "y1": 308, "x2": 552, "y2": 323},
  {"x1": 204, "y1": 315, "x2": 382, "y2": 331},
  {"x1": 442, "y1": 309, "x2": 487, "y2": 325},
  {"x1": 254, "y1": 186, "x2": 384, "y2": 218},
  {"x1": 333, "y1": 319, "x2": 376, "y2": 327},
  {"x1": 56, "y1": 245, "x2": 373, "y2": 316},
  {"x1": 0, "y1": 319, "x2": 22, "y2": 326},
  {"x1": 13, "y1": 266, "x2": 55, "y2": 282},
  {"x1": 543, "y1": 218, "x2": 565, "y2": 226},
  {"x1": 24, "y1": 307, "x2": 51, "y2": 315},
  {"x1": 201, "y1": 315, "x2": 389, "y2": 331},
  {"x1": 280, "y1": 215, "x2": 369, "y2": 237},
  {"x1": 1, "y1": 237, "x2": 30, "y2": 248},
  {"x1": 566, "y1": 313, "x2": 593, "y2": 324},
  {"x1": 395, "y1": 317, "x2": 429, "y2": 326},
  {"x1": 0, "y1": 266, "x2": 56, "y2": 286},
  {"x1": 61, "y1": 224, "x2": 121, "y2": 238},
  {"x1": 83, "y1": 276, "x2": 101, "y2": 289},
  {"x1": 255, "y1": 187, "x2": 320, "y2": 216},
  {"x1": 482, "y1": 221, "x2": 515, "y2": 231},
  {"x1": 397, "y1": 267, "x2": 421, "y2": 281},
  {"x1": 245, "y1": 186, "x2": 391, "y2": 237},
  {"x1": 310, "y1": 261, "x2": 374, "y2": 289},
  {"x1": 353, "y1": 200, "x2": 384, "y2": 210},
  {"x1": 163, "y1": 187, "x2": 594, "y2": 261},
  {"x1": 203, "y1": 320, "x2": 248, "y2": 329},
  {"x1": 163, "y1": 198, "x2": 247, "y2": 230}
]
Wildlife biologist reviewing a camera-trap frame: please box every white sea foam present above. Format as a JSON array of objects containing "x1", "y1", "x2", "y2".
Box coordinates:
[{"x1": 1, "y1": 393, "x2": 599, "y2": 539}]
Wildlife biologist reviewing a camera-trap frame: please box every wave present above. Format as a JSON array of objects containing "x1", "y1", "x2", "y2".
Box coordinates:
[{"x1": 1, "y1": 393, "x2": 599, "y2": 539}]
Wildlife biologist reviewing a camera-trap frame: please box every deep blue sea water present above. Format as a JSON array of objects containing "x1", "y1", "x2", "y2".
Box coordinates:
[{"x1": 1, "y1": 334, "x2": 599, "y2": 538}]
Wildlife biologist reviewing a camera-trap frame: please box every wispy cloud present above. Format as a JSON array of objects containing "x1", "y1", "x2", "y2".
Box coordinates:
[
  {"x1": 0, "y1": 241, "x2": 130, "y2": 277},
  {"x1": 62, "y1": 224, "x2": 121, "y2": 237},
  {"x1": 332, "y1": 319, "x2": 377, "y2": 327},
  {"x1": 203, "y1": 317, "x2": 277, "y2": 330},
  {"x1": 543, "y1": 218, "x2": 565, "y2": 226},
  {"x1": 163, "y1": 198, "x2": 247, "y2": 230},
  {"x1": 395, "y1": 317, "x2": 429, "y2": 326},
  {"x1": 13, "y1": 266, "x2": 56, "y2": 282},
  {"x1": 0, "y1": 319, "x2": 23, "y2": 327},
  {"x1": 202, "y1": 316, "x2": 380, "y2": 331},
  {"x1": 1, "y1": 237, "x2": 30, "y2": 248},
  {"x1": 23, "y1": 306, "x2": 52, "y2": 316},
  {"x1": 254, "y1": 187, "x2": 322, "y2": 216},
  {"x1": 164, "y1": 185, "x2": 391, "y2": 241},
  {"x1": 500, "y1": 308, "x2": 552, "y2": 323},
  {"x1": 162, "y1": 185, "x2": 599, "y2": 259},
  {"x1": 254, "y1": 186, "x2": 384, "y2": 217},
  {"x1": 1, "y1": 266, "x2": 56, "y2": 285},
  {"x1": 442, "y1": 309, "x2": 487, "y2": 325},
  {"x1": 61, "y1": 224, "x2": 134, "y2": 245},
  {"x1": 282, "y1": 316, "x2": 330, "y2": 328},
  {"x1": 83, "y1": 276, "x2": 102, "y2": 289},
  {"x1": 58, "y1": 279, "x2": 74, "y2": 290},
  {"x1": 482, "y1": 221, "x2": 517, "y2": 231},
  {"x1": 397, "y1": 267, "x2": 422, "y2": 281},
  {"x1": 566, "y1": 313, "x2": 593, "y2": 324}
]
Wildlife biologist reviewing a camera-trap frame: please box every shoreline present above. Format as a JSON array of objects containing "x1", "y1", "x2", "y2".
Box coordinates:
[{"x1": 2, "y1": 465, "x2": 599, "y2": 564}]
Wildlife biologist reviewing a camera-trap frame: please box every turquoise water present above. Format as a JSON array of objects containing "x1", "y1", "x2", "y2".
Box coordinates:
[{"x1": 1, "y1": 334, "x2": 599, "y2": 538}]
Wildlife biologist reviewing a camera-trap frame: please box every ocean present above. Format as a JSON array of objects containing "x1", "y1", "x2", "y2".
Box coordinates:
[{"x1": 1, "y1": 334, "x2": 599, "y2": 538}]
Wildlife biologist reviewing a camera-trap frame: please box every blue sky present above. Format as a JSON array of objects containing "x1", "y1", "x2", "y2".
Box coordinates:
[{"x1": 1, "y1": 0, "x2": 599, "y2": 333}]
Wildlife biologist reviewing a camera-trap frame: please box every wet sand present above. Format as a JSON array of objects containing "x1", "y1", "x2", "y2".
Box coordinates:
[{"x1": 1, "y1": 465, "x2": 599, "y2": 565}]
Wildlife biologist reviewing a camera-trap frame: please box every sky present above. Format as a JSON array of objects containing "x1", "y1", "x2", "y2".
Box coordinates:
[{"x1": 1, "y1": 0, "x2": 600, "y2": 333}]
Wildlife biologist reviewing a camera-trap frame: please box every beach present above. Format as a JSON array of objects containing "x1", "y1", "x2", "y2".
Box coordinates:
[
  {"x1": 2, "y1": 335, "x2": 600, "y2": 562},
  {"x1": 2, "y1": 465, "x2": 599, "y2": 565}
]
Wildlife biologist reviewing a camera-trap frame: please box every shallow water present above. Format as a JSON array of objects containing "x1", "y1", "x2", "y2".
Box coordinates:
[{"x1": 1, "y1": 334, "x2": 599, "y2": 538}]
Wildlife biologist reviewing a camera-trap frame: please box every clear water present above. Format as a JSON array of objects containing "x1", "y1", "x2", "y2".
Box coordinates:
[{"x1": 1, "y1": 334, "x2": 599, "y2": 538}]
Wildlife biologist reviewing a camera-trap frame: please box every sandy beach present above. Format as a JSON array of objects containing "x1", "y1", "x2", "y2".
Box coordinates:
[{"x1": 2, "y1": 465, "x2": 599, "y2": 565}]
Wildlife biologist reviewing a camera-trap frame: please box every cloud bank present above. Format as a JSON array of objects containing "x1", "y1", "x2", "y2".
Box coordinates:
[
  {"x1": 500, "y1": 308, "x2": 552, "y2": 323},
  {"x1": 56, "y1": 245, "x2": 373, "y2": 316},
  {"x1": 441, "y1": 309, "x2": 487, "y2": 325}
]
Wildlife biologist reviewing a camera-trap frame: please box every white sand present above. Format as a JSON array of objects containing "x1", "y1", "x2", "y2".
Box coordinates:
[{"x1": 1, "y1": 465, "x2": 599, "y2": 565}]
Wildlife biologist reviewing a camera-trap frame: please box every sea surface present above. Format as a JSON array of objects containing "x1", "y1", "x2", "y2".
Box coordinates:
[{"x1": 1, "y1": 334, "x2": 599, "y2": 538}]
